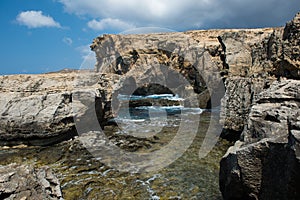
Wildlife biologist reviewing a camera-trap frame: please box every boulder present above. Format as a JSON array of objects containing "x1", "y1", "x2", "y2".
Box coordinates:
[
  {"x1": 0, "y1": 72, "x2": 103, "y2": 146},
  {"x1": 220, "y1": 79, "x2": 300, "y2": 199}
]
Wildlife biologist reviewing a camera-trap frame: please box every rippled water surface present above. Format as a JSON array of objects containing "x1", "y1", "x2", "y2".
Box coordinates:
[{"x1": 0, "y1": 110, "x2": 231, "y2": 199}]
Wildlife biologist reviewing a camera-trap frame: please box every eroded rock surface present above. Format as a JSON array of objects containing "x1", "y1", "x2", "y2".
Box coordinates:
[
  {"x1": 0, "y1": 163, "x2": 62, "y2": 200},
  {"x1": 0, "y1": 72, "x2": 102, "y2": 146},
  {"x1": 91, "y1": 27, "x2": 282, "y2": 129},
  {"x1": 220, "y1": 79, "x2": 300, "y2": 200},
  {"x1": 91, "y1": 32, "x2": 226, "y2": 117},
  {"x1": 220, "y1": 14, "x2": 300, "y2": 199},
  {"x1": 90, "y1": 12, "x2": 300, "y2": 137},
  {"x1": 220, "y1": 77, "x2": 274, "y2": 140},
  {"x1": 220, "y1": 12, "x2": 300, "y2": 139}
]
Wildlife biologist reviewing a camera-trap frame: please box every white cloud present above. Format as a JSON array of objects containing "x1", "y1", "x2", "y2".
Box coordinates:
[
  {"x1": 87, "y1": 18, "x2": 135, "y2": 31},
  {"x1": 58, "y1": 0, "x2": 300, "y2": 30},
  {"x1": 16, "y1": 10, "x2": 61, "y2": 28},
  {"x1": 63, "y1": 37, "x2": 73, "y2": 45}
]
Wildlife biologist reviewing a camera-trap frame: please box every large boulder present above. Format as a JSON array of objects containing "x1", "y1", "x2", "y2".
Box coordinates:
[
  {"x1": 220, "y1": 79, "x2": 300, "y2": 200},
  {"x1": 0, "y1": 72, "x2": 103, "y2": 146}
]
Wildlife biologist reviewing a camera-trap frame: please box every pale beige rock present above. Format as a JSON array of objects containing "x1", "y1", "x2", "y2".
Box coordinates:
[{"x1": 0, "y1": 71, "x2": 103, "y2": 146}]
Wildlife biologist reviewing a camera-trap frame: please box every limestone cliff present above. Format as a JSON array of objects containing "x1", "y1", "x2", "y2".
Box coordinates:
[
  {"x1": 219, "y1": 13, "x2": 300, "y2": 199},
  {"x1": 90, "y1": 27, "x2": 281, "y2": 131}
]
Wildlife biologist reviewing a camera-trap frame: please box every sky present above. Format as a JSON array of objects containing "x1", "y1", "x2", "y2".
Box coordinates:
[{"x1": 0, "y1": 0, "x2": 299, "y2": 75}]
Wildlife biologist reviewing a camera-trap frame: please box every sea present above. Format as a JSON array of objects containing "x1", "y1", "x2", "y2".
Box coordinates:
[{"x1": 0, "y1": 93, "x2": 231, "y2": 199}]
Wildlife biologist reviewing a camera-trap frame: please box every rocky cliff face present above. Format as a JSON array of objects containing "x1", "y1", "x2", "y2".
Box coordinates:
[
  {"x1": 220, "y1": 13, "x2": 300, "y2": 199},
  {"x1": 220, "y1": 13, "x2": 300, "y2": 139},
  {"x1": 0, "y1": 14, "x2": 298, "y2": 142},
  {"x1": 90, "y1": 18, "x2": 299, "y2": 137},
  {"x1": 1, "y1": 18, "x2": 291, "y2": 146},
  {"x1": 91, "y1": 31, "x2": 225, "y2": 117},
  {"x1": 91, "y1": 27, "x2": 281, "y2": 129}
]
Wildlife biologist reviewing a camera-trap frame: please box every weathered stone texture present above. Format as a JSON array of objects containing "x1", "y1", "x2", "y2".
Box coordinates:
[
  {"x1": 0, "y1": 163, "x2": 62, "y2": 200},
  {"x1": 220, "y1": 79, "x2": 300, "y2": 200}
]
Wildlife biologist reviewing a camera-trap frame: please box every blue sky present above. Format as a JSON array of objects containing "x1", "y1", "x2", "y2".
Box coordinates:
[{"x1": 0, "y1": 0, "x2": 299, "y2": 75}]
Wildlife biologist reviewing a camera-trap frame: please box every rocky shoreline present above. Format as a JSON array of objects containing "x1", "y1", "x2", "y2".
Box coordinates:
[{"x1": 0, "y1": 12, "x2": 299, "y2": 200}]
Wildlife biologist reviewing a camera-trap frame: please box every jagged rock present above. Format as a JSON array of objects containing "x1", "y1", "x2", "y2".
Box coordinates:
[
  {"x1": 242, "y1": 80, "x2": 300, "y2": 143},
  {"x1": 279, "y1": 12, "x2": 300, "y2": 79},
  {"x1": 220, "y1": 79, "x2": 300, "y2": 200},
  {"x1": 220, "y1": 77, "x2": 275, "y2": 140},
  {"x1": 219, "y1": 29, "x2": 276, "y2": 77},
  {"x1": 220, "y1": 13, "x2": 300, "y2": 138},
  {"x1": 250, "y1": 12, "x2": 300, "y2": 80},
  {"x1": 0, "y1": 163, "x2": 62, "y2": 200},
  {"x1": 219, "y1": 14, "x2": 300, "y2": 199}
]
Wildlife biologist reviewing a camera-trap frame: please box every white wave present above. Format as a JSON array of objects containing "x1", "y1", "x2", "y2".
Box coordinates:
[{"x1": 117, "y1": 93, "x2": 185, "y2": 101}]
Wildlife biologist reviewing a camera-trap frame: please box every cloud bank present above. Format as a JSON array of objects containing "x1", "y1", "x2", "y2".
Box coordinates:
[
  {"x1": 58, "y1": 0, "x2": 300, "y2": 30},
  {"x1": 87, "y1": 18, "x2": 135, "y2": 31},
  {"x1": 16, "y1": 10, "x2": 61, "y2": 28}
]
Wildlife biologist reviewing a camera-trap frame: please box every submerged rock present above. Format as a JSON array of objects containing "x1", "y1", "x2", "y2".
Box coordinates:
[{"x1": 0, "y1": 163, "x2": 62, "y2": 200}]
